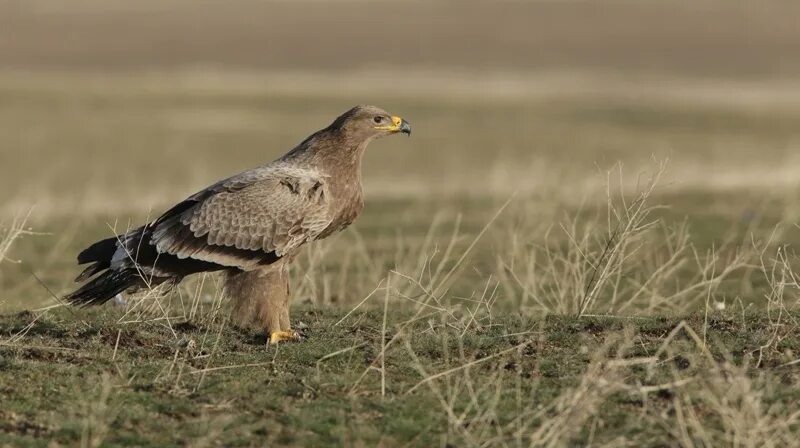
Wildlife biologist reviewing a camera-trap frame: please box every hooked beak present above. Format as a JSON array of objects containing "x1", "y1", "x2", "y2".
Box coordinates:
[
  {"x1": 398, "y1": 118, "x2": 412, "y2": 136},
  {"x1": 377, "y1": 116, "x2": 412, "y2": 136}
]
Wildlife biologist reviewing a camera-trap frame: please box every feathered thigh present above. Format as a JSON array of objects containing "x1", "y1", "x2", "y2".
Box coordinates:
[{"x1": 224, "y1": 261, "x2": 291, "y2": 333}]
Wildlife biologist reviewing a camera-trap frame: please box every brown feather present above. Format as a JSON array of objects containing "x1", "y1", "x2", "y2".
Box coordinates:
[{"x1": 66, "y1": 105, "x2": 408, "y2": 324}]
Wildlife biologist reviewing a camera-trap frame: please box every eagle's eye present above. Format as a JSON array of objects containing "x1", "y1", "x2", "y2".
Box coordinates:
[{"x1": 373, "y1": 116, "x2": 383, "y2": 124}]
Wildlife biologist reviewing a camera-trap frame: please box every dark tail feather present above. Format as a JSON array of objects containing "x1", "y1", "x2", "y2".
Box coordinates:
[
  {"x1": 77, "y1": 236, "x2": 119, "y2": 265},
  {"x1": 75, "y1": 262, "x2": 106, "y2": 282},
  {"x1": 74, "y1": 235, "x2": 121, "y2": 282},
  {"x1": 65, "y1": 269, "x2": 140, "y2": 307}
]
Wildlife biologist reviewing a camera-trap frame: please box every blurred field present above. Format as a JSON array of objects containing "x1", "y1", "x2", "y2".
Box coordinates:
[
  {"x1": 2, "y1": 70, "x2": 800, "y2": 312},
  {"x1": 2, "y1": 0, "x2": 800, "y2": 77},
  {"x1": 2, "y1": 1, "x2": 800, "y2": 446}
]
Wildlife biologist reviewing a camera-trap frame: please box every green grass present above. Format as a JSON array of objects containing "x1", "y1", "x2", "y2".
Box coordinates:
[{"x1": 1, "y1": 306, "x2": 798, "y2": 446}]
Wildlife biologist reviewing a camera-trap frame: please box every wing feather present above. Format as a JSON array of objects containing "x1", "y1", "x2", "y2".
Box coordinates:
[{"x1": 151, "y1": 166, "x2": 332, "y2": 269}]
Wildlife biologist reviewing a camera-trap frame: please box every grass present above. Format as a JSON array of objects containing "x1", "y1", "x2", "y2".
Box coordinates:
[
  {"x1": 3, "y1": 71, "x2": 800, "y2": 311},
  {"x1": 1, "y1": 306, "x2": 798, "y2": 446},
  {"x1": 0, "y1": 212, "x2": 32, "y2": 265},
  {"x1": 2, "y1": 170, "x2": 799, "y2": 445},
  {"x1": 2, "y1": 68, "x2": 800, "y2": 445}
]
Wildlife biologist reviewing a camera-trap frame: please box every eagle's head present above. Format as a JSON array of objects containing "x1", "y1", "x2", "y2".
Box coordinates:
[{"x1": 330, "y1": 105, "x2": 411, "y2": 141}]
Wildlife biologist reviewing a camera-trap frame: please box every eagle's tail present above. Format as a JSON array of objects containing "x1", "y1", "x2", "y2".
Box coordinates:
[
  {"x1": 65, "y1": 268, "x2": 140, "y2": 307},
  {"x1": 68, "y1": 229, "x2": 148, "y2": 306},
  {"x1": 77, "y1": 235, "x2": 118, "y2": 264},
  {"x1": 74, "y1": 236, "x2": 119, "y2": 282},
  {"x1": 67, "y1": 226, "x2": 217, "y2": 306}
]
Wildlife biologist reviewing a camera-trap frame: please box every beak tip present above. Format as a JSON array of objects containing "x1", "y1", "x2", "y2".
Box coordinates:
[{"x1": 399, "y1": 119, "x2": 412, "y2": 136}]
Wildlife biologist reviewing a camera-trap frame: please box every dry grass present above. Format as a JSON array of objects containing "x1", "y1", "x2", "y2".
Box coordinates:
[
  {"x1": 0, "y1": 211, "x2": 32, "y2": 265},
  {"x1": 4, "y1": 299, "x2": 798, "y2": 446},
  {"x1": 2, "y1": 67, "x2": 800, "y2": 446},
  {"x1": 497, "y1": 162, "x2": 755, "y2": 318}
]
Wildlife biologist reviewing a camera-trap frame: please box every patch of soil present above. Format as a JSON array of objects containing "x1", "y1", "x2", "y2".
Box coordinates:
[
  {"x1": 246, "y1": 332, "x2": 270, "y2": 346},
  {"x1": 582, "y1": 321, "x2": 608, "y2": 335},
  {"x1": 2, "y1": 346, "x2": 91, "y2": 365},
  {"x1": 173, "y1": 321, "x2": 200, "y2": 333},
  {"x1": 674, "y1": 355, "x2": 691, "y2": 370},
  {"x1": 707, "y1": 318, "x2": 738, "y2": 333},
  {"x1": 0, "y1": 410, "x2": 52, "y2": 437},
  {"x1": 0, "y1": 354, "x2": 11, "y2": 370},
  {"x1": 0, "y1": 312, "x2": 68, "y2": 339},
  {"x1": 99, "y1": 328, "x2": 152, "y2": 349}
]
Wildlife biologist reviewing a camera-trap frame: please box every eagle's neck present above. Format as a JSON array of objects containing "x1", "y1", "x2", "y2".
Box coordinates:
[
  {"x1": 280, "y1": 127, "x2": 369, "y2": 234},
  {"x1": 305, "y1": 129, "x2": 367, "y2": 228},
  {"x1": 293, "y1": 129, "x2": 369, "y2": 178}
]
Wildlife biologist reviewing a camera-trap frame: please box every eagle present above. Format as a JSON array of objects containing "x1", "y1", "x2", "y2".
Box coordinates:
[{"x1": 66, "y1": 105, "x2": 411, "y2": 343}]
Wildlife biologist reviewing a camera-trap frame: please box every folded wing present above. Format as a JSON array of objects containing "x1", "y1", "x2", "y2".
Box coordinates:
[{"x1": 151, "y1": 166, "x2": 332, "y2": 270}]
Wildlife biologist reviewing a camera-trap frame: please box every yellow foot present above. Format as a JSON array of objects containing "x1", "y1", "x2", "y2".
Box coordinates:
[{"x1": 269, "y1": 330, "x2": 300, "y2": 345}]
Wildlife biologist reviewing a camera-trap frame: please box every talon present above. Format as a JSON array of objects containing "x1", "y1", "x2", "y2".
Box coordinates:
[{"x1": 269, "y1": 330, "x2": 300, "y2": 345}]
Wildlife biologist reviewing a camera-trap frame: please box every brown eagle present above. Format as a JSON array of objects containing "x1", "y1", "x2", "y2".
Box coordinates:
[{"x1": 66, "y1": 105, "x2": 411, "y2": 343}]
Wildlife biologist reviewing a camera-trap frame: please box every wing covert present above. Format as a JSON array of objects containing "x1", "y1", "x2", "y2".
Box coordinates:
[{"x1": 151, "y1": 167, "x2": 331, "y2": 268}]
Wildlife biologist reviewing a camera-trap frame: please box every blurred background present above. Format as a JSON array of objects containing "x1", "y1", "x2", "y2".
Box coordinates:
[{"x1": 2, "y1": 0, "x2": 800, "y2": 311}]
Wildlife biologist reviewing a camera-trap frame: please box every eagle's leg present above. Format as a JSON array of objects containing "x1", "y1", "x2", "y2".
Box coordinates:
[
  {"x1": 225, "y1": 266, "x2": 299, "y2": 344},
  {"x1": 267, "y1": 265, "x2": 297, "y2": 344}
]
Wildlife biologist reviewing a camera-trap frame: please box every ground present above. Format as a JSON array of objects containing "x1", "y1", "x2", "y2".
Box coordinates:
[{"x1": 2, "y1": 307, "x2": 798, "y2": 447}]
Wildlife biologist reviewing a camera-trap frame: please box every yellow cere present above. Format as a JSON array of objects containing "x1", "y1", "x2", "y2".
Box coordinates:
[{"x1": 375, "y1": 116, "x2": 404, "y2": 131}]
